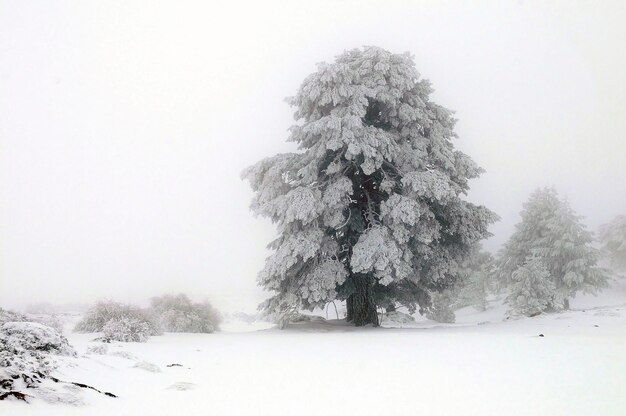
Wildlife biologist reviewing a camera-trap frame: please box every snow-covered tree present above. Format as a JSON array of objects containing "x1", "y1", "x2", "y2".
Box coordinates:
[
  {"x1": 598, "y1": 215, "x2": 626, "y2": 273},
  {"x1": 243, "y1": 46, "x2": 497, "y2": 326},
  {"x1": 496, "y1": 188, "x2": 609, "y2": 309},
  {"x1": 506, "y1": 256, "x2": 556, "y2": 316}
]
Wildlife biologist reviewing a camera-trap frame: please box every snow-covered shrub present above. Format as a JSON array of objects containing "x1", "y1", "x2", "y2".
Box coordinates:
[
  {"x1": 150, "y1": 294, "x2": 221, "y2": 333},
  {"x1": 381, "y1": 311, "x2": 415, "y2": 325},
  {"x1": 74, "y1": 300, "x2": 161, "y2": 336},
  {"x1": 506, "y1": 257, "x2": 557, "y2": 317},
  {"x1": 102, "y1": 317, "x2": 150, "y2": 343},
  {"x1": 0, "y1": 318, "x2": 76, "y2": 401},
  {"x1": 288, "y1": 313, "x2": 325, "y2": 323},
  {"x1": 1, "y1": 322, "x2": 75, "y2": 357}
]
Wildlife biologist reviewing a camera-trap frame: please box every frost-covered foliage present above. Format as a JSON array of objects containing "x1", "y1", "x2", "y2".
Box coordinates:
[
  {"x1": 598, "y1": 215, "x2": 626, "y2": 273},
  {"x1": 288, "y1": 313, "x2": 326, "y2": 323},
  {"x1": 425, "y1": 290, "x2": 456, "y2": 323},
  {"x1": 455, "y1": 247, "x2": 495, "y2": 311},
  {"x1": 495, "y1": 188, "x2": 609, "y2": 309},
  {"x1": 102, "y1": 317, "x2": 151, "y2": 343},
  {"x1": 243, "y1": 46, "x2": 497, "y2": 326},
  {"x1": 418, "y1": 247, "x2": 494, "y2": 322},
  {"x1": 74, "y1": 301, "x2": 161, "y2": 337},
  {"x1": 381, "y1": 311, "x2": 415, "y2": 325},
  {"x1": 149, "y1": 294, "x2": 221, "y2": 333},
  {"x1": 506, "y1": 257, "x2": 556, "y2": 316},
  {"x1": 1, "y1": 321, "x2": 75, "y2": 357},
  {"x1": 1, "y1": 310, "x2": 76, "y2": 401}
]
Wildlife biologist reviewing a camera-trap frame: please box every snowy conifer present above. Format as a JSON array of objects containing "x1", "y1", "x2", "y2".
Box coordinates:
[
  {"x1": 243, "y1": 46, "x2": 496, "y2": 326},
  {"x1": 506, "y1": 256, "x2": 556, "y2": 316},
  {"x1": 496, "y1": 188, "x2": 608, "y2": 309},
  {"x1": 598, "y1": 215, "x2": 626, "y2": 273}
]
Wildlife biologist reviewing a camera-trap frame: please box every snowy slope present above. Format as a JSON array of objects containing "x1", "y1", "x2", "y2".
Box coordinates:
[{"x1": 3, "y1": 280, "x2": 625, "y2": 415}]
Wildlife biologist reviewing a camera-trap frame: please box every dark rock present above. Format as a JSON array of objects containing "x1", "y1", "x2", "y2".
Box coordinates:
[{"x1": 0, "y1": 391, "x2": 29, "y2": 401}]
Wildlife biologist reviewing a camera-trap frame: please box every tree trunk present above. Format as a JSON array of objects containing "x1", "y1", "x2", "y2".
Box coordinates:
[
  {"x1": 348, "y1": 275, "x2": 379, "y2": 326},
  {"x1": 563, "y1": 298, "x2": 570, "y2": 310},
  {"x1": 346, "y1": 296, "x2": 354, "y2": 322}
]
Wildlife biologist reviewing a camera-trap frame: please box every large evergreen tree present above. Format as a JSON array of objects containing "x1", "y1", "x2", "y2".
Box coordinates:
[
  {"x1": 496, "y1": 188, "x2": 609, "y2": 309},
  {"x1": 243, "y1": 47, "x2": 496, "y2": 326}
]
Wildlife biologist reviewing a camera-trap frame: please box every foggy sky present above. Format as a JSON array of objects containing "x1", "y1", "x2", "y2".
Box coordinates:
[{"x1": 1, "y1": 1, "x2": 625, "y2": 312}]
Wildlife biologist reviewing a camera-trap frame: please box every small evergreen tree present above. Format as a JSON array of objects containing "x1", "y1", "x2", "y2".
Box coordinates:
[
  {"x1": 506, "y1": 256, "x2": 556, "y2": 316},
  {"x1": 243, "y1": 46, "x2": 497, "y2": 326},
  {"x1": 598, "y1": 215, "x2": 626, "y2": 273},
  {"x1": 496, "y1": 188, "x2": 609, "y2": 309}
]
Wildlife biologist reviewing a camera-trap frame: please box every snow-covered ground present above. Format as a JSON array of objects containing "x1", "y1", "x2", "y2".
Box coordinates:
[{"x1": 3, "y1": 280, "x2": 625, "y2": 416}]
